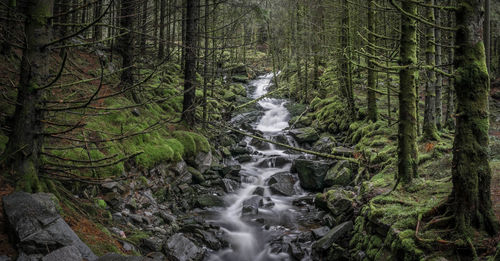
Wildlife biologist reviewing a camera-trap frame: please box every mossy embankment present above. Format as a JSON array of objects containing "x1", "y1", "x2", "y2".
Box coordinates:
[{"x1": 278, "y1": 59, "x2": 500, "y2": 259}]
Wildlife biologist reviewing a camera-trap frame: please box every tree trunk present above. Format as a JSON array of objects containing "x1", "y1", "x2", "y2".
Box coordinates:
[
  {"x1": 367, "y1": 0, "x2": 377, "y2": 122},
  {"x1": 423, "y1": 0, "x2": 438, "y2": 141},
  {"x1": 140, "y1": 0, "x2": 148, "y2": 55},
  {"x1": 397, "y1": 0, "x2": 418, "y2": 184},
  {"x1": 340, "y1": 0, "x2": 355, "y2": 119},
  {"x1": 1, "y1": 0, "x2": 54, "y2": 192},
  {"x1": 117, "y1": 0, "x2": 140, "y2": 103},
  {"x1": 159, "y1": 0, "x2": 165, "y2": 59},
  {"x1": 435, "y1": 7, "x2": 443, "y2": 130},
  {"x1": 182, "y1": 0, "x2": 198, "y2": 125},
  {"x1": 450, "y1": 0, "x2": 499, "y2": 235},
  {"x1": 202, "y1": 0, "x2": 209, "y2": 128},
  {"x1": 93, "y1": 0, "x2": 103, "y2": 40}
]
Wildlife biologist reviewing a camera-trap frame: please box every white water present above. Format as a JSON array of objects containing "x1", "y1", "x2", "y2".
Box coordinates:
[{"x1": 208, "y1": 73, "x2": 304, "y2": 261}]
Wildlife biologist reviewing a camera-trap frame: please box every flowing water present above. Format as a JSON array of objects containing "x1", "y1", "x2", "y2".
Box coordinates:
[{"x1": 208, "y1": 73, "x2": 314, "y2": 261}]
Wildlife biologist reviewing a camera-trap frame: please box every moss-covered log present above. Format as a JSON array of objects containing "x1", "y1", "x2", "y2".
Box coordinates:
[
  {"x1": 1, "y1": 0, "x2": 54, "y2": 192},
  {"x1": 397, "y1": 0, "x2": 418, "y2": 184},
  {"x1": 450, "y1": 0, "x2": 499, "y2": 235}
]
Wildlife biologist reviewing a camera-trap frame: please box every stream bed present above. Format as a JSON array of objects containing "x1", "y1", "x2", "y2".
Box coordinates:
[{"x1": 207, "y1": 73, "x2": 322, "y2": 261}]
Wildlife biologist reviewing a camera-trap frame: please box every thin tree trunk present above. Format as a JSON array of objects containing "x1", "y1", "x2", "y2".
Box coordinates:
[
  {"x1": 182, "y1": 0, "x2": 198, "y2": 125},
  {"x1": 159, "y1": 0, "x2": 165, "y2": 59},
  {"x1": 367, "y1": 0, "x2": 377, "y2": 122},
  {"x1": 202, "y1": 0, "x2": 209, "y2": 128},
  {"x1": 423, "y1": 0, "x2": 438, "y2": 141},
  {"x1": 435, "y1": 7, "x2": 443, "y2": 130},
  {"x1": 398, "y1": 0, "x2": 418, "y2": 184},
  {"x1": 140, "y1": 0, "x2": 148, "y2": 55}
]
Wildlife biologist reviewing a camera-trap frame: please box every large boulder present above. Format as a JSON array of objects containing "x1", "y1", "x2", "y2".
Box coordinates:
[
  {"x1": 293, "y1": 159, "x2": 334, "y2": 191},
  {"x1": 267, "y1": 173, "x2": 296, "y2": 196},
  {"x1": 241, "y1": 195, "x2": 263, "y2": 216},
  {"x1": 193, "y1": 151, "x2": 213, "y2": 174},
  {"x1": 196, "y1": 194, "x2": 225, "y2": 208},
  {"x1": 311, "y1": 221, "x2": 353, "y2": 256},
  {"x1": 163, "y1": 233, "x2": 204, "y2": 261},
  {"x1": 3, "y1": 192, "x2": 97, "y2": 261},
  {"x1": 289, "y1": 127, "x2": 320, "y2": 144},
  {"x1": 324, "y1": 160, "x2": 353, "y2": 187},
  {"x1": 312, "y1": 135, "x2": 337, "y2": 154},
  {"x1": 315, "y1": 189, "x2": 356, "y2": 223}
]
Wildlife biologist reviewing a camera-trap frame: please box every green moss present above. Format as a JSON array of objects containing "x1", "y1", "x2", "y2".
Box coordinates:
[
  {"x1": 96, "y1": 199, "x2": 107, "y2": 209},
  {"x1": 173, "y1": 131, "x2": 197, "y2": 157}
]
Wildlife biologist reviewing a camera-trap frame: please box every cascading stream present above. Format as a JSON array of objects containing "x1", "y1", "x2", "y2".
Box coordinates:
[{"x1": 208, "y1": 73, "x2": 309, "y2": 261}]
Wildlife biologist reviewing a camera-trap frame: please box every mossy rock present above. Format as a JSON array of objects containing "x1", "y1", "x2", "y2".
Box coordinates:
[
  {"x1": 315, "y1": 188, "x2": 355, "y2": 222},
  {"x1": 196, "y1": 194, "x2": 225, "y2": 208},
  {"x1": 289, "y1": 127, "x2": 320, "y2": 144},
  {"x1": 188, "y1": 166, "x2": 205, "y2": 184},
  {"x1": 231, "y1": 75, "x2": 249, "y2": 83}
]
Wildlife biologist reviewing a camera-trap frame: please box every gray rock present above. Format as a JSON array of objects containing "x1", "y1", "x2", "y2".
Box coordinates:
[
  {"x1": 293, "y1": 159, "x2": 333, "y2": 191},
  {"x1": 41, "y1": 246, "x2": 81, "y2": 261},
  {"x1": 267, "y1": 173, "x2": 296, "y2": 196},
  {"x1": 230, "y1": 145, "x2": 252, "y2": 156},
  {"x1": 289, "y1": 127, "x2": 320, "y2": 144},
  {"x1": 312, "y1": 221, "x2": 353, "y2": 254},
  {"x1": 236, "y1": 154, "x2": 253, "y2": 163},
  {"x1": 311, "y1": 226, "x2": 330, "y2": 239},
  {"x1": 252, "y1": 187, "x2": 265, "y2": 196},
  {"x1": 142, "y1": 237, "x2": 163, "y2": 252},
  {"x1": 315, "y1": 189, "x2": 355, "y2": 222},
  {"x1": 312, "y1": 135, "x2": 337, "y2": 153},
  {"x1": 221, "y1": 179, "x2": 239, "y2": 193},
  {"x1": 249, "y1": 138, "x2": 271, "y2": 150},
  {"x1": 194, "y1": 151, "x2": 213, "y2": 174},
  {"x1": 242, "y1": 195, "x2": 263, "y2": 216},
  {"x1": 221, "y1": 165, "x2": 241, "y2": 177},
  {"x1": 3, "y1": 192, "x2": 97, "y2": 261},
  {"x1": 0, "y1": 256, "x2": 10, "y2": 261},
  {"x1": 163, "y1": 233, "x2": 203, "y2": 261},
  {"x1": 324, "y1": 165, "x2": 352, "y2": 187},
  {"x1": 196, "y1": 194, "x2": 225, "y2": 208}
]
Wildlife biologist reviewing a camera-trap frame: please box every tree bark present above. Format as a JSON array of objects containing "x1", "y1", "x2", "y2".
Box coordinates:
[
  {"x1": 367, "y1": 0, "x2": 378, "y2": 122},
  {"x1": 2, "y1": 0, "x2": 54, "y2": 192},
  {"x1": 397, "y1": 0, "x2": 418, "y2": 184},
  {"x1": 182, "y1": 0, "x2": 198, "y2": 125},
  {"x1": 117, "y1": 0, "x2": 140, "y2": 103},
  {"x1": 340, "y1": 0, "x2": 355, "y2": 119},
  {"x1": 159, "y1": 0, "x2": 165, "y2": 59},
  {"x1": 435, "y1": 7, "x2": 443, "y2": 130},
  {"x1": 423, "y1": 0, "x2": 438, "y2": 141},
  {"x1": 450, "y1": 0, "x2": 499, "y2": 235}
]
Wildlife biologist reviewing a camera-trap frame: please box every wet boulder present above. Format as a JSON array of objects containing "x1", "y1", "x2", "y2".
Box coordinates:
[
  {"x1": 315, "y1": 189, "x2": 355, "y2": 223},
  {"x1": 252, "y1": 187, "x2": 265, "y2": 196},
  {"x1": 163, "y1": 233, "x2": 204, "y2": 261},
  {"x1": 289, "y1": 127, "x2": 320, "y2": 144},
  {"x1": 312, "y1": 135, "x2": 337, "y2": 154},
  {"x1": 293, "y1": 159, "x2": 334, "y2": 191},
  {"x1": 250, "y1": 138, "x2": 271, "y2": 150},
  {"x1": 196, "y1": 194, "x2": 225, "y2": 208},
  {"x1": 3, "y1": 192, "x2": 97, "y2": 261},
  {"x1": 312, "y1": 221, "x2": 353, "y2": 259},
  {"x1": 221, "y1": 178, "x2": 240, "y2": 193},
  {"x1": 241, "y1": 195, "x2": 264, "y2": 216},
  {"x1": 193, "y1": 151, "x2": 213, "y2": 174},
  {"x1": 267, "y1": 173, "x2": 296, "y2": 196},
  {"x1": 324, "y1": 160, "x2": 353, "y2": 187}
]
